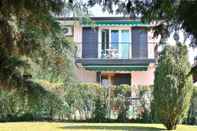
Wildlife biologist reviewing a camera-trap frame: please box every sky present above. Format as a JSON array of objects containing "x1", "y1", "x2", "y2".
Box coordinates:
[
  {"x1": 89, "y1": 5, "x2": 120, "y2": 17},
  {"x1": 89, "y1": 5, "x2": 197, "y2": 64}
]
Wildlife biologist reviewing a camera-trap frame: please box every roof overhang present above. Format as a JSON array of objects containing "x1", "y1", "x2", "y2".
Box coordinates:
[
  {"x1": 82, "y1": 20, "x2": 150, "y2": 27},
  {"x1": 76, "y1": 58, "x2": 155, "y2": 71},
  {"x1": 56, "y1": 17, "x2": 152, "y2": 27},
  {"x1": 84, "y1": 65, "x2": 148, "y2": 71}
]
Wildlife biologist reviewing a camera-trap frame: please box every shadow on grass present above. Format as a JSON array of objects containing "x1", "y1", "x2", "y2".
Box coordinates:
[{"x1": 59, "y1": 125, "x2": 165, "y2": 131}]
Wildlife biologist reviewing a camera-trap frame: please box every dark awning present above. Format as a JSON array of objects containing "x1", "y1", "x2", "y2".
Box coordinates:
[
  {"x1": 82, "y1": 20, "x2": 149, "y2": 27},
  {"x1": 84, "y1": 65, "x2": 148, "y2": 71}
]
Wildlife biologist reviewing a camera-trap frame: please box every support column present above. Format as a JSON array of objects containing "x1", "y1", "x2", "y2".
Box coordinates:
[
  {"x1": 107, "y1": 74, "x2": 112, "y2": 119},
  {"x1": 130, "y1": 72, "x2": 133, "y2": 97}
]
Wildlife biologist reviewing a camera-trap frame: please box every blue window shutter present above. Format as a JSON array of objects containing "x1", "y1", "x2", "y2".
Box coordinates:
[
  {"x1": 132, "y1": 28, "x2": 148, "y2": 58},
  {"x1": 82, "y1": 27, "x2": 98, "y2": 58}
]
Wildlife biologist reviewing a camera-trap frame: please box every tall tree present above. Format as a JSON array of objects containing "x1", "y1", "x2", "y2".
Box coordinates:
[
  {"x1": 0, "y1": 0, "x2": 79, "y2": 88},
  {"x1": 153, "y1": 44, "x2": 193, "y2": 130},
  {"x1": 0, "y1": 0, "x2": 63, "y2": 86}
]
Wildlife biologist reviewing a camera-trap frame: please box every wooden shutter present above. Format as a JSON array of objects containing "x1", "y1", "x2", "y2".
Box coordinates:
[
  {"x1": 82, "y1": 27, "x2": 98, "y2": 58},
  {"x1": 132, "y1": 27, "x2": 148, "y2": 58}
]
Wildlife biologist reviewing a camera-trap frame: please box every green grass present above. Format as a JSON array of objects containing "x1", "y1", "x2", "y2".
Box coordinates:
[{"x1": 0, "y1": 122, "x2": 196, "y2": 131}]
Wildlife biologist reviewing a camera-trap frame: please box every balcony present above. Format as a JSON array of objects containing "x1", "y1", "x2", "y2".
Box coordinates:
[
  {"x1": 76, "y1": 42, "x2": 155, "y2": 59},
  {"x1": 99, "y1": 43, "x2": 131, "y2": 59},
  {"x1": 75, "y1": 42, "x2": 155, "y2": 71}
]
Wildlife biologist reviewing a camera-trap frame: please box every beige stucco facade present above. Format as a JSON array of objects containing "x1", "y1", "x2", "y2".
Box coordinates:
[
  {"x1": 75, "y1": 63, "x2": 156, "y2": 86},
  {"x1": 131, "y1": 63, "x2": 155, "y2": 86},
  {"x1": 75, "y1": 67, "x2": 97, "y2": 83}
]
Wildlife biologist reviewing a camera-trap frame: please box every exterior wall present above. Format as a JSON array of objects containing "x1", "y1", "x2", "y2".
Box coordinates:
[
  {"x1": 73, "y1": 22, "x2": 82, "y2": 43},
  {"x1": 131, "y1": 63, "x2": 155, "y2": 86},
  {"x1": 75, "y1": 67, "x2": 97, "y2": 83},
  {"x1": 147, "y1": 30, "x2": 160, "y2": 59},
  {"x1": 75, "y1": 64, "x2": 155, "y2": 86},
  {"x1": 59, "y1": 20, "x2": 83, "y2": 58},
  {"x1": 73, "y1": 22, "x2": 82, "y2": 58}
]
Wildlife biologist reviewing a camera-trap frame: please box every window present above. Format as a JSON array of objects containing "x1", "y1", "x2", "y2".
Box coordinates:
[
  {"x1": 111, "y1": 30, "x2": 119, "y2": 49},
  {"x1": 120, "y1": 30, "x2": 130, "y2": 58},
  {"x1": 99, "y1": 29, "x2": 131, "y2": 59}
]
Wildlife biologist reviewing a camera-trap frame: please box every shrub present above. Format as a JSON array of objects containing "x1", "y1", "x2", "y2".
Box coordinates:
[
  {"x1": 139, "y1": 86, "x2": 152, "y2": 123},
  {"x1": 153, "y1": 44, "x2": 193, "y2": 130},
  {"x1": 114, "y1": 85, "x2": 130, "y2": 122},
  {"x1": 92, "y1": 96, "x2": 107, "y2": 122},
  {"x1": 0, "y1": 81, "x2": 66, "y2": 121},
  {"x1": 187, "y1": 86, "x2": 197, "y2": 124},
  {"x1": 0, "y1": 89, "x2": 27, "y2": 121},
  {"x1": 64, "y1": 82, "x2": 102, "y2": 120}
]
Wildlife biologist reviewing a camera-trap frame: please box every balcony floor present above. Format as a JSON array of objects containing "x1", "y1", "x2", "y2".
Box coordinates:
[
  {"x1": 76, "y1": 58, "x2": 155, "y2": 65},
  {"x1": 75, "y1": 58, "x2": 155, "y2": 71}
]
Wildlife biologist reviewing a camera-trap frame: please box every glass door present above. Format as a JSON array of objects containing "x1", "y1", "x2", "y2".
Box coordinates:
[
  {"x1": 111, "y1": 30, "x2": 119, "y2": 58},
  {"x1": 101, "y1": 30, "x2": 109, "y2": 58},
  {"x1": 120, "y1": 30, "x2": 130, "y2": 59},
  {"x1": 111, "y1": 30, "x2": 119, "y2": 49}
]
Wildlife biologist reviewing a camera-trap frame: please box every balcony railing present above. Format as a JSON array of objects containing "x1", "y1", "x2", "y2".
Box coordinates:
[
  {"x1": 75, "y1": 42, "x2": 156, "y2": 59},
  {"x1": 99, "y1": 42, "x2": 132, "y2": 59}
]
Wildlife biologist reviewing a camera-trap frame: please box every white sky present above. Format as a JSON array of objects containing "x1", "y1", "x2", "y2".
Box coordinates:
[
  {"x1": 89, "y1": 6, "x2": 197, "y2": 64},
  {"x1": 88, "y1": 5, "x2": 120, "y2": 17}
]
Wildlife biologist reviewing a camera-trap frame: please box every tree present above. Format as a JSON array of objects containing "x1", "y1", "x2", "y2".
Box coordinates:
[
  {"x1": 0, "y1": 0, "x2": 64, "y2": 87},
  {"x1": 153, "y1": 44, "x2": 193, "y2": 130},
  {"x1": 0, "y1": 0, "x2": 80, "y2": 121},
  {"x1": 187, "y1": 86, "x2": 197, "y2": 125}
]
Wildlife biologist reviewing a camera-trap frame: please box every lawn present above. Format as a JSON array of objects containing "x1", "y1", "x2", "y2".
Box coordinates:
[{"x1": 0, "y1": 122, "x2": 196, "y2": 131}]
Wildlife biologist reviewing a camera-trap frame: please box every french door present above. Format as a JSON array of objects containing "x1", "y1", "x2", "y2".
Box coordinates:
[
  {"x1": 101, "y1": 30, "x2": 109, "y2": 57},
  {"x1": 120, "y1": 30, "x2": 130, "y2": 59},
  {"x1": 100, "y1": 29, "x2": 131, "y2": 59}
]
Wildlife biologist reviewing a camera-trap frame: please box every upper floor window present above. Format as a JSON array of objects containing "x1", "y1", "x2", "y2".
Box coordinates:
[{"x1": 99, "y1": 29, "x2": 131, "y2": 59}]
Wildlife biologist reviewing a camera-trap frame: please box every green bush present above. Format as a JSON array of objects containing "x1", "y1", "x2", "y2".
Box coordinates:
[
  {"x1": 187, "y1": 86, "x2": 197, "y2": 124},
  {"x1": 114, "y1": 85, "x2": 130, "y2": 122},
  {"x1": 0, "y1": 89, "x2": 27, "y2": 121},
  {"x1": 93, "y1": 96, "x2": 107, "y2": 122},
  {"x1": 0, "y1": 81, "x2": 66, "y2": 121},
  {"x1": 153, "y1": 44, "x2": 193, "y2": 130},
  {"x1": 139, "y1": 86, "x2": 152, "y2": 123},
  {"x1": 64, "y1": 82, "x2": 103, "y2": 120}
]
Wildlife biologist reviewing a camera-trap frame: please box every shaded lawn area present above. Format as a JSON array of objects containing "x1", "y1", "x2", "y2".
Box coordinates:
[{"x1": 0, "y1": 122, "x2": 196, "y2": 131}]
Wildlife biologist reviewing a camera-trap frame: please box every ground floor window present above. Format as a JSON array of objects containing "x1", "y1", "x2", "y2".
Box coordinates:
[{"x1": 100, "y1": 73, "x2": 131, "y2": 86}]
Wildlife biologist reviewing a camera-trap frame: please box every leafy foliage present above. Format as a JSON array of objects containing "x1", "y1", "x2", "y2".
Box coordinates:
[
  {"x1": 153, "y1": 44, "x2": 193, "y2": 130},
  {"x1": 187, "y1": 86, "x2": 197, "y2": 125},
  {"x1": 0, "y1": 81, "x2": 66, "y2": 121},
  {"x1": 93, "y1": 97, "x2": 107, "y2": 122},
  {"x1": 64, "y1": 83, "x2": 104, "y2": 120},
  {"x1": 0, "y1": 0, "x2": 79, "y2": 122},
  {"x1": 0, "y1": 0, "x2": 78, "y2": 88},
  {"x1": 113, "y1": 85, "x2": 130, "y2": 122}
]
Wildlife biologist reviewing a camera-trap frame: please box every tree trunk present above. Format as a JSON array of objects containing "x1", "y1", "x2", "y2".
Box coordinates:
[{"x1": 165, "y1": 121, "x2": 177, "y2": 130}]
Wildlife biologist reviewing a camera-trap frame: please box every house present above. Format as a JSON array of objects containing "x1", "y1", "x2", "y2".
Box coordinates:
[{"x1": 59, "y1": 17, "x2": 160, "y2": 87}]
